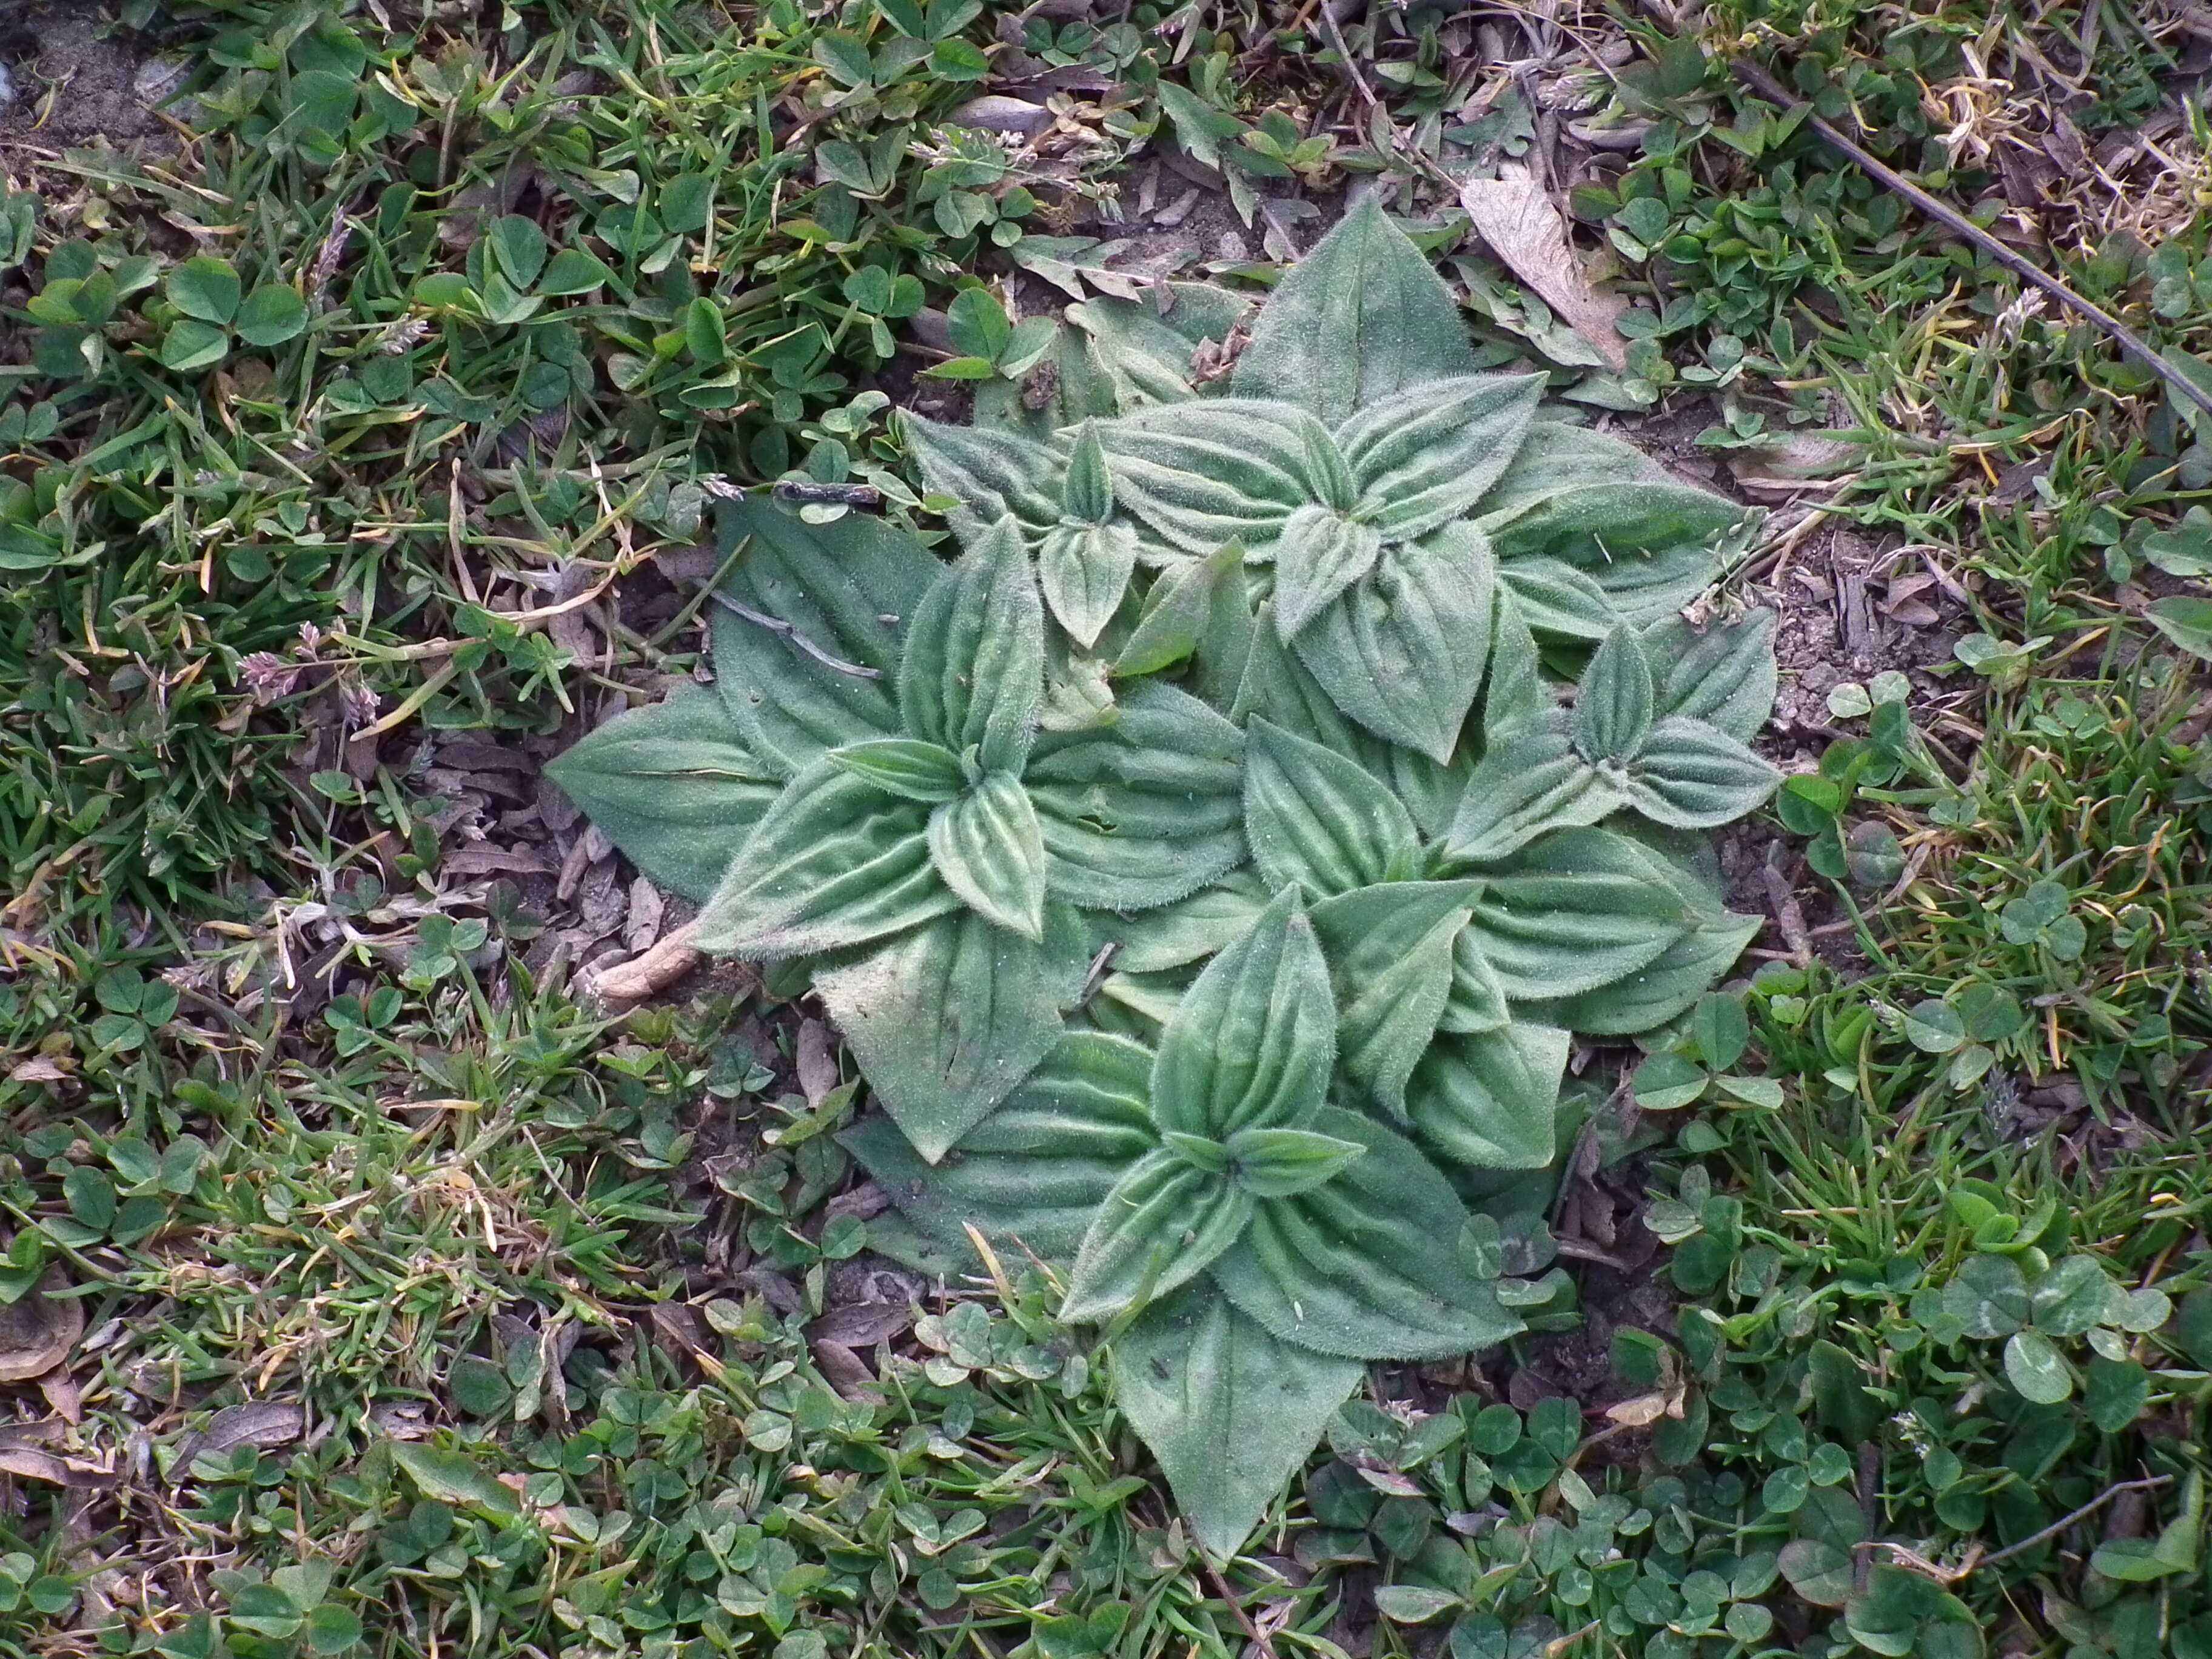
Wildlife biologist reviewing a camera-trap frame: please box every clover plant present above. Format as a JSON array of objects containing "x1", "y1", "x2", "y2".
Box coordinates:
[{"x1": 549, "y1": 198, "x2": 1783, "y2": 1556}]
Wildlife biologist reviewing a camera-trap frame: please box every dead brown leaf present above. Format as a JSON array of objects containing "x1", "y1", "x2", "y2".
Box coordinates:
[
  {"x1": 1459, "y1": 168, "x2": 1627, "y2": 372},
  {"x1": 170, "y1": 1401, "x2": 306, "y2": 1476},
  {"x1": 37, "y1": 1367, "x2": 81, "y2": 1424},
  {"x1": 808, "y1": 1300, "x2": 912, "y2": 1349},
  {"x1": 586, "y1": 921, "x2": 703, "y2": 1002},
  {"x1": 7, "y1": 1056, "x2": 72, "y2": 1085},
  {"x1": 796, "y1": 1019, "x2": 839, "y2": 1109},
  {"x1": 0, "y1": 1272, "x2": 84, "y2": 1383}
]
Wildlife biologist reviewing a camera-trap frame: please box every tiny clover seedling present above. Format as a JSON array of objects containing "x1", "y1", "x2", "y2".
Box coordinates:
[
  {"x1": 1926, "y1": 1249, "x2": 2171, "y2": 1406},
  {"x1": 922, "y1": 287, "x2": 1057, "y2": 383},
  {"x1": 1999, "y1": 877, "x2": 2087, "y2": 962},
  {"x1": 552, "y1": 201, "x2": 1784, "y2": 1557},
  {"x1": 159, "y1": 255, "x2": 312, "y2": 372},
  {"x1": 1631, "y1": 990, "x2": 1782, "y2": 1112}
]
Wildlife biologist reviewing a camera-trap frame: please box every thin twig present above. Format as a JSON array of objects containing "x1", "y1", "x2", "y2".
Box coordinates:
[
  {"x1": 1199, "y1": 1556, "x2": 1278, "y2": 1659},
  {"x1": 1725, "y1": 54, "x2": 2212, "y2": 422},
  {"x1": 1315, "y1": 4, "x2": 1379, "y2": 118},
  {"x1": 1977, "y1": 1473, "x2": 2173, "y2": 1568},
  {"x1": 708, "y1": 589, "x2": 883, "y2": 679}
]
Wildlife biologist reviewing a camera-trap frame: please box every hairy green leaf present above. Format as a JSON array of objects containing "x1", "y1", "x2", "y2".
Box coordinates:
[
  {"x1": 1543, "y1": 910, "x2": 1762, "y2": 1034},
  {"x1": 1062, "y1": 421, "x2": 1116, "y2": 523},
  {"x1": 1111, "y1": 1285, "x2": 1363, "y2": 1560},
  {"x1": 1062, "y1": 1150, "x2": 1252, "y2": 1322},
  {"x1": 1462, "y1": 827, "x2": 1694, "y2": 999},
  {"x1": 814, "y1": 908, "x2": 1073, "y2": 1161},
  {"x1": 1403, "y1": 1024, "x2": 1567, "y2": 1170},
  {"x1": 1225, "y1": 1126, "x2": 1366, "y2": 1198},
  {"x1": 695, "y1": 760, "x2": 954, "y2": 957},
  {"x1": 1486, "y1": 479, "x2": 1747, "y2": 568},
  {"x1": 1646, "y1": 611, "x2": 1779, "y2": 743},
  {"x1": 1475, "y1": 420, "x2": 1667, "y2": 523},
  {"x1": 1114, "y1": 541, "x2": 1242, "y2": 677},
  {"x1": 711, "y1": 500, "x2": 936, "y2": 774},
  {"x1": 1232, "y1": 197, "x2": 1479, "y2": 427},
  {"x1": 898, "y1": 518, "x2": 1044, "y2": 774},
  {"x1": 1040, "y1": 520, "x2": 1138, "y2": 649},
  {"x1": 1244, "y1": 720, "x2": 1420, "y2": 900},
  {"x1": 1446, "y1": 718, "x2": 1620, "y2": 862},
  {"x1": 927, "y1": 772, "x2": 1048, "y2": 940},
  {"x1": 1095, "y1": 401, "x2": 1331, "y2": 558},
  {"x1": 1097, "y1": 868, "x2": 1272, "y2": 973},
  {"x1": 543, "y1": 689, "x2": 780, "y2": 902},
  {"x1": 1212, "y1": 1107, "x2": 1523, "y2": 1359},
  {"x1": 1027, "y1": 680, "x2": 1247, "y2": 910},
  {"x1": 903, "y1": 412, "x2": 1064, "y2": 539},
  {"x1": 1494, "y1": 556, "x2": 1620, "y2": 641},
  {"x1": 828, "y1": 736, "x2": 965, "y2": 803},
  {"x1": 839, "y1": 1031, "x2": 1156, "y2": 1260},
  {"x1": 1236, "y1": 617, "x2": 1469, "y2": 834},
  {"x1": 1292, "y1": 522, "x2": 1496, "y2": 762},
  {"x1": 1623, "y1": 717, "x2": 1781, "y2": 828},
  {"x1": 1151, "y1": 888, "x2": 1335, "y2": 1141},
  {"x1": 1272, "y1": 505, "x2": 1384, "y2": 638},
  {"x1": 1575, "y1": 624, "x2": 1655, "y2": 762},
  {"x1": 1338, "y1": 374, "x2": 1544, "y2": 538},
  {"x1": 1309, "y1": 882, "x2": 1478, "y2": 1117},
  {"x1": 1438, "y1": 925, "x2": 1511, "y2": 1033}
]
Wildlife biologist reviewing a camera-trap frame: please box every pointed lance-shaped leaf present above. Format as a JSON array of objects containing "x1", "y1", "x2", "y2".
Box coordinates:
[
  {"x1": 1212, "y1": 1107, "x2": 1524, "y2": 1359},
  {"x1": 1232, "y1": 195, "x2": 1479, "y2": 427},
  {"x1": 1336, "y1": 374, "x2": 1544, "y2": 540},
  {"x1": 1309, "y1": 882, "x2": 1478, "y2": 1119},
  {"x1": 1026, "y1": 680, "x2": 1247, "y2": 911},
  {"x1": 1061, "y1": 1149, "x2": 1253, "y2": 1323},
  {"x1": 1272, "y1": 505, "x2": 1385, "y2": 640},
  {"x1": 1244, "y1": 719, "x2": 1421, "y2": 900},
  {"x1": 543, "y1": 688, "x2": 782, "y2": 903},
  {"x1": 1114, "y1": 540, "x2": 1242, "y2": 678},
  {"x1": 1292, "y1": 521, "x2": 1496, "y2": 763},
  {"x1": 1403, "y1": 1024, "x2": 1567, "y2": 1170},
  {"x1": 1494, "y1": 556, "x2": 1621, "y2": 642},
  {"x1": 814, "y1": 908, "x2": 1072, "y2": 1161},
  {"x1": 1040, "y1": 520, "x2": 1139, "y2": 650},
  {"x1": 1236, "y1": 614, "x2": 1469, "y2": 834},
  {"x1": 1110, "y1": 1285, "x2": 1364, "y2": 1561},
  {"x1": 694, "y1": 759, "x2": 956, "y2": 959},
  {"x1": 1575, "y1": 623, "x2": 1656, "y2": 763},
  {"x1": 1460, "y1": 826, "x2": 1694, "y2": 1000},
  {"x1": 902, "y1": 409, "x2": 1064, "y2": 540},
  {"x1": 1061, "y1": 420, "x2": 1116, "y2": 525},
  {"x1": 1646, "y1": 610, "x2": 1779, "y2": 743},
  {"x1": 1623, "y1": 717, "x2": 1781, "y2": 829},
  {"x1": 839, "y1": 1030, "x2": 1157, "y2": 1256},
  {"x1": 1151, "y1": 887, "x2": 1336, "y2": 1141},
  {"x1": 828, "y1": 736, "x2": 966, "y2": 803},
  {"x1": 927, "y1": 771, "x2": 1048, "y2": 940},
  {"x1": 897, "y1": 516, "x2": 1045, "y2": 775},
  {"x1": 711, "y1": 498, "x2": 935, "y2": 774},
  {"x1": 1092, "y1": 400, "x2": 1335, "y2": 560},
  {"x1": 1224, "y1": 1125, "x2": 1366, "y2": 1198},
  {"x1": 1445, "y1": 716, "x2": 1622, "y2": 863}
]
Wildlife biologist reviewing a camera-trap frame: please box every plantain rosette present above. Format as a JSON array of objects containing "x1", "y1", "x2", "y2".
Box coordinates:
[
  {"x1": 549, "y1": 196, "x2": 1785, "y2": 1561},
  {"x1": 548, "y1": 505, "x2": 1248, "y2": 1162}
]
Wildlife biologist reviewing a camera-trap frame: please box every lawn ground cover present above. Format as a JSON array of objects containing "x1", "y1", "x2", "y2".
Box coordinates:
[{"x1": 2, "y1": 2, "x2": 2212, "y2": 1657}]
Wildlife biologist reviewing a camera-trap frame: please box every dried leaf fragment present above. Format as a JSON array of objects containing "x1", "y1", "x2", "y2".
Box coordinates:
[{"x1": 1459, "y1": 169, "x2": 1628, "y2": 372}]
